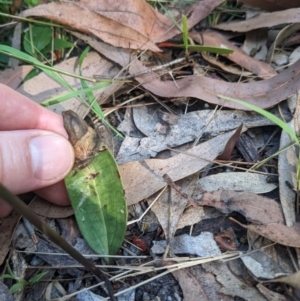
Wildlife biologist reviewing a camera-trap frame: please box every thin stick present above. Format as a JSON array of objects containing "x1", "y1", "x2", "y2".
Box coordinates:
[
  {"x1": 94, "y1": 54, "x2": 200, "y2": 80},
  {"x1": 163, "y1": 174, "x2": 198, "y2": 207}
]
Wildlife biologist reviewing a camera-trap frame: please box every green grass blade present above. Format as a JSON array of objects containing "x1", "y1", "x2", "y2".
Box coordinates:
[
  {"x1": 218, "y1": 94, "x2": 299, "y2": 144},
  {"x1": 0, "y1": 44, "x2": 96, "y2": 82},
  {"x1": 40, "y1": 81, "x2": 112, "y2": 106},
  {"x1": 182, "y1": 15, "x2": 189, "y2": 51},
  {"x1": 186, "y1": 45, "x2": 233, "y2": 54}
]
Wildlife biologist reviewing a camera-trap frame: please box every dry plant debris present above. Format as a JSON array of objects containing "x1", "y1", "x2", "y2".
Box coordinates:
[{"x1": 1, "y1": 0, "x2": 300, "y2": 300}]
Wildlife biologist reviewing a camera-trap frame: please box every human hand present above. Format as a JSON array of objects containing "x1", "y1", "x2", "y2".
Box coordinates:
[{"x1": 0, "y1": 84, "x2": 74, "y2": 217}]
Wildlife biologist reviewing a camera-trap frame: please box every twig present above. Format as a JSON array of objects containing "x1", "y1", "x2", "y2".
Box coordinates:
[
  {"x1": 94, "y1": 54, "x2": 200, "y2": 80},
  {"x1": 162, "y1": 174, "x2": 198, "y2": 207}
]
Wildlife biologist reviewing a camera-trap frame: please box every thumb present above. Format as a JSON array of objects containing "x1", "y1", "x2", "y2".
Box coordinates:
[{"x1": 0, "y1": 130, "x2": 74, "y2": 195}]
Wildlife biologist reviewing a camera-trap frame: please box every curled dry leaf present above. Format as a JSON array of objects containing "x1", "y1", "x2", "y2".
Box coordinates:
[
  {"x1": 214, "y1": 8, "x2": 300, "y2": 32},
  {"x1": 199, "y1": 190, "x2": 285, "y2": 224}
]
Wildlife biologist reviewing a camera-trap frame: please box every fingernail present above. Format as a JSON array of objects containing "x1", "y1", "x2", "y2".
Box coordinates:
[{"x1": 30, "y1": 135, "x2": 74, "y2": 180}]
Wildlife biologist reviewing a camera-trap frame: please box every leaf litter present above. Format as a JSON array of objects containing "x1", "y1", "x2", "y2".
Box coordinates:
[{"x1": 2, "y1": 0, "x2": 300, "y2": 300}]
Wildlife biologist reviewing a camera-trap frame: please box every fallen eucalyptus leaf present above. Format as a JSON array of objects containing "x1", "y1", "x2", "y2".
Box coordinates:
[
  {"x1": 197, "y1": 172, "x2": 277, "y2": 194},
  {"x1": 198, "y1": 190, "x2": 284, "y2": 224},
  {"x1": 234, "y1": 220, "x2": 300, "y2": 248}
]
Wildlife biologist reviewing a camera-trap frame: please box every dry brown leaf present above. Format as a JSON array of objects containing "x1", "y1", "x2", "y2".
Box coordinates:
[
  {"x1": 237, "y1": 221, "x2": 300, "y2": 248},
  {"x1": 23, "y1": 0, "x2": 226, "y2": 52},
  {"x1": 217, "y1": 124, "x2": 242, "y2": 160},
  {"x1": 0, "y1": 65, "x2": 33, "y2": 89},
  {"x1": 172, "y1": 266, "x2": 232, "y2": 301},
  {"x1": 94, "y1": 38, "x2": 298, "y2": 110},
  {"x1": 79, "y1": 36, "x2": 300, "y2": 110},
  {"x1": 214, "y1": 8, "x2": 300, "y2": 32},
  {"x1": 120, "y1": 129, "x2": 238, "y2": 206},
  {"x1": 238, "y1": 0, "x2": 299, "y2": 11},
  {"x1": 199, "y1": 190, "x2": 285, "y2": 224},
  {"x1": 133, "y1": 58, "x2": 300, "y2": 110},
  {"x1": 29, "y1": 197, "x2": 73, "y2": 219},
  {"x1": 201, "y1": 52, "x2": 253, "y2": 77},
  {"x1": 0, "y1": 211, "x2": 21, "y2": 265},
  {"x1": 192, "y1": 32, "x2": 276, "y2": 79},
  {"x1": 22, "y1": 1, "x2": 161, "y2": 51}
]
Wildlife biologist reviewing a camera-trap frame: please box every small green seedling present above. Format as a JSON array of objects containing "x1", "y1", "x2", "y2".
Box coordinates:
[{"x1": 0, "y1": 261, "x2": 48, "y2": 294}]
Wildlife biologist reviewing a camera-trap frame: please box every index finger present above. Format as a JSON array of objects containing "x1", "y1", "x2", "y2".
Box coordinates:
[{"x1": 0, "y1": 84, "x2": 67, "y2": 137}]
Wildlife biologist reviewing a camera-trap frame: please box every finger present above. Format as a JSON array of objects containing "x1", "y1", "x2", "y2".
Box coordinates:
[
  {"x1": 0, "y1": 84, "x2": 66, "y2": 137},
  {"x1": 0, "y1": 181, "x2": 71, "y2": 217},
  {"x1": 35, "y1": 181, "x2": 71, "y2": 206},
  {"x1": 0, "y1": 201, "x2": 14, "y2": 218},
  {"x1": 0, "y1": 130, "x2": 74, "y2": 194}
]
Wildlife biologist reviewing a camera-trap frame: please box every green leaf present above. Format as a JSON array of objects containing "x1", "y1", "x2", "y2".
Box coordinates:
[
  {"x1": 40, "y1": 81, "x2": 111, "y2": 106},
  {"x1": 218, "y1": 94, "x2": 299, "y2": 144},
  {"x1": 25, "y1": 0, "x2": 40, "y2": 7},
  {"x1": 0, "y1": 274, "x2": 18, "y2": 280},
  {"x1": 186, "y1": 45, "x2": 234, "y2": 54},
  {"x1": 182, "y1": 15, "x2": 189, "y2": 51},
  {"x1": 64, "y1": 147, "x2": 127, "y2": 260},
  {"x1": 28, "y1": 272, "x2": 48, "y2": 285},
  {"x1": 43, "y1": 38, "x2": 74, "y2": 53},
  {"x1": 175, "y1": 44, "x2": 234, "y2": 54},
  {"x1": 24, "y1": 25, "x2": 52, "y2": 55},
  {"x1": 9, "y1": 281, "x2": 26, "y2": 294}
]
